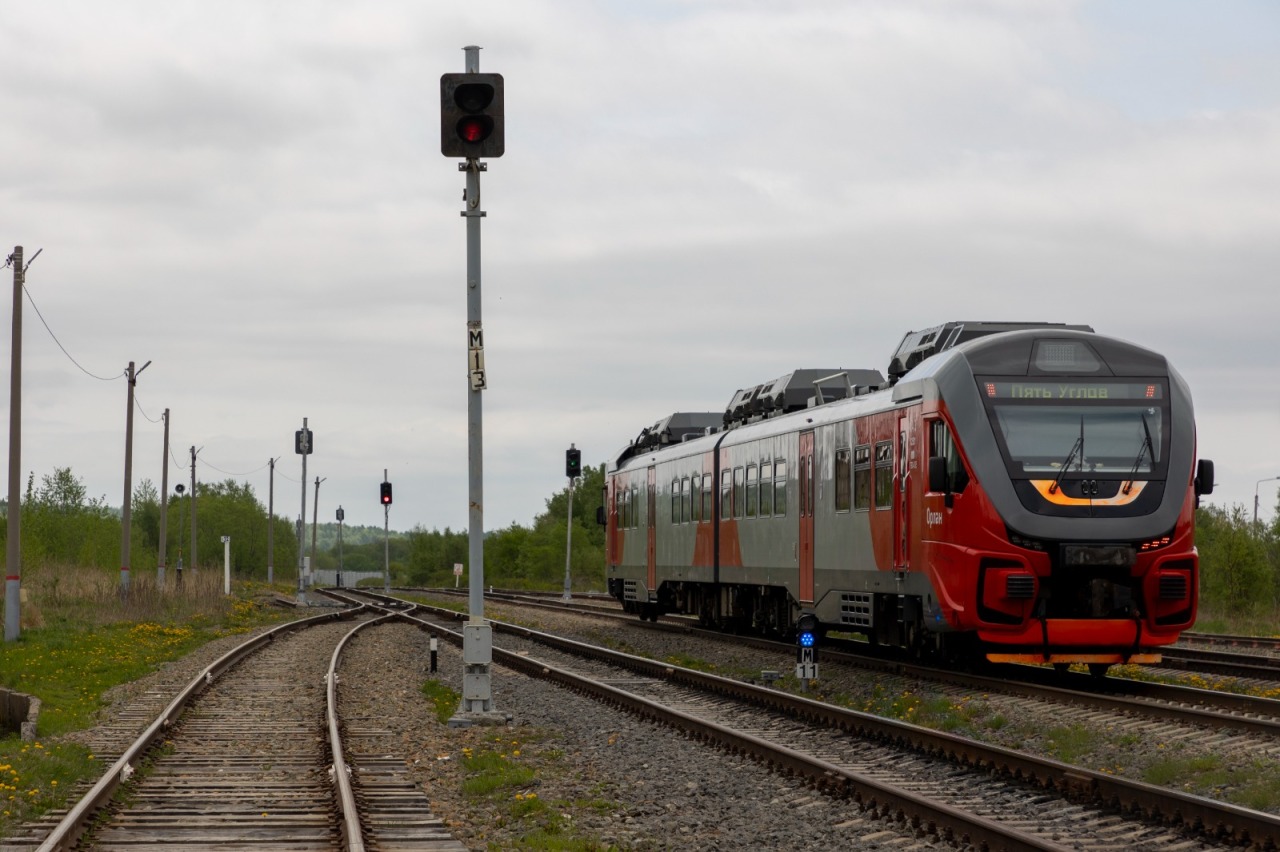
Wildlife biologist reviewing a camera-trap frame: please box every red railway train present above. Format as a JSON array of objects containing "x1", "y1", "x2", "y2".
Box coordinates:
[{"x1": 604, "y1": 322, "x2": 1214, "y2": 674}]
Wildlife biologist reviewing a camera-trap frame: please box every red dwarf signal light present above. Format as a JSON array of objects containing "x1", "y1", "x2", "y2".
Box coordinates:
[
  {"x1": 458, "y1": 115, "x2": 492, "y2": 143},
  {"x1": 440, "y1": 72, "x2": 505, "y2": 159}
]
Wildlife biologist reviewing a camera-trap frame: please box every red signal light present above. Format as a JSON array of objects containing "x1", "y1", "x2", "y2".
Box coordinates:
[{"x1": 457, "y1": 115, "x2": 493, "y2": 143}]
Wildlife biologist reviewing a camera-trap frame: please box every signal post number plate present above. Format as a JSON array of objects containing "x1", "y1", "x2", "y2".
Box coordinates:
[
  {"x1": 796, "y1": 646, "x2": 817, "y2": 680},
  {"x1": 796, "y1": 662, "x2": 819, "y2": 680},
  {"x1": 468, "y1": 327, "x2": 486, "y2": 391}
]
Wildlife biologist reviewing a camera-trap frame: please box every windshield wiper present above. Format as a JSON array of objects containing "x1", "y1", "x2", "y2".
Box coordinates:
[
  {"x1": 1122, "y1": 413, "x2": 1155, "y2": 495},
  {"x1": 1049, "y1": 417, "x2": 1085, "y2": 495}
]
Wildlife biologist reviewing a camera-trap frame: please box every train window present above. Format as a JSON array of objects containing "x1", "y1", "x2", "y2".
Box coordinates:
[
  {"x1": 682, "y1": 477, "x2": 692, "y2": 523},
  {"x1": 721, "y1": 469, "x2": 732, "y2": 520},
  {"x1": 632, "y1": 483, "x2": 640, "y2": 528},
  {"x1": 834, "y1": 447, "x2": 851, "y2": 512},
  {"x1": 701, "y1": 473, "x2": 713, "y2": 523},
  {"x1": 774, "y1": 459, "x2": 788, "y2": 516},
  {"x1": 760, "y1": 461, "x2": 773, "y2": 515},
  {"x1": 874, "y1": 441, "x2": 893, "y2": 509},
  {"x1": 929, "y1": 420, "x2": 970, "y2": 494},
  {"x1": 690, "y1": 474, "x2": 701, "y2": 522},
  {"x1": 671, "y1": 479, "x2": 680, "y2": 524},
  {"x1": 734, "y1": 467, "x2": 745, "y2": 519},
  {"x1": 746, "y1": 464, "x2": 758, "y2": 518},
  {"x1": 853, "y1": 445, "x2": 871, "y2": 510}
]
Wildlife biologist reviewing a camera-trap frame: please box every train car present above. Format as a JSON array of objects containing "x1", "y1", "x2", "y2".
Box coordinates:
[{"x1": 604, "y1": 322, "x2": 1214, "y2": 673}]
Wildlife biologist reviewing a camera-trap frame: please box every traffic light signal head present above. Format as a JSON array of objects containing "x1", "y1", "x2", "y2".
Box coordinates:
[
  {"x1": 565, "y1": 447, "x2": 581, "y2": 479},
  {"x1": 796, "y1": 613, "x2": 819, "y2": 649},
  {"x1": 440, "y1": 72, "x2": 505, "y2": 159},
  {"x1": 380, "y1": 481, "x2": 393, "y2": 506}
]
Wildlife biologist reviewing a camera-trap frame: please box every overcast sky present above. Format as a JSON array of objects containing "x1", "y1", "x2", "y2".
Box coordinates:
[{"x1": 1, "y1": 0, "x2": 1278, "y2": 537}]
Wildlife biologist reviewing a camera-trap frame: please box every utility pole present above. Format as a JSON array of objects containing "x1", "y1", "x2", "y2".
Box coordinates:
[
  {"x1": 5, "y1": 247, "x2": 23, "y2": 642},
  {"x1": 189, "y1": 446, "x2": 200, "y2": 574},
  {"x1": 120, "y1": 359, "x2": 151, "y2": 594},
  {"x1": 296, "y1": 418, "x2": 311, "y2": 602},
  {"x1": 267, "y1": 457, "x2": 279, "y2": 584},
  {"x1": 1255, "y1": 476, "x2": 1280, "y2": 525},
  {"x1": 158, "y1": 408, "x2": 170, "y2": 588},
  {"x1": 310, "y1": 475, "x2": 325, "y2": 585}
]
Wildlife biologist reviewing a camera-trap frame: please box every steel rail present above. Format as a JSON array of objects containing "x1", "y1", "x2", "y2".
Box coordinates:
[
  {"x1": 35, "y1": 605, "x2": 366, "y2": 852},
  {"x1": 404, "y1": 587, "x2": 1280, "y2": 727},
  {"x1": 1158, "y1": 645, "x2": 1280, "y2": 680},
  {"x1": 368, "y1": 593, "x2": 1280, "y2": 849},
  {"x1": 1182, "y1": 631, "x2": 1280, "y2": 651},
  {"x1": 327, "y1": 611, "x2": 400, "y2": 852},
  {"x1": 363, "y1": 601, "x2": 1070, "y2": 852}
]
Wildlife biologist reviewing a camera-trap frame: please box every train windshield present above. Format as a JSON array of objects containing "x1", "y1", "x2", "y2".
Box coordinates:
[{"x1": 979, "y1": 379, "x2": 1168, "y2": 478}]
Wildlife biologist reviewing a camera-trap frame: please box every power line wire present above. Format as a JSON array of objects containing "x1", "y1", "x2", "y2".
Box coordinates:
[
  {"x1": 133, "y1": 393, "x2": 164, "y2": 424},
  {"x1": 22, "y1": 284, "x2": 122, "y2": 382},
  {"x1": 199, "y1": 457, "x2": 271, "y2": 478}
]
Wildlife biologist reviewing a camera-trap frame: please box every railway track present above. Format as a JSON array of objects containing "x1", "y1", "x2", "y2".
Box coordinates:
[
  {"x1": 440, "y1": 588, "x2": 1280, "y2": 689},
  {"x1": 11, "y1": 605, "x2": 464, "y2": 852},
  {"x1": 358, "y1": 591, "x2": 1280, "y2": 850},
  {"x1": 425, "y1": 587, "x2": 1280, "y2": 726}
]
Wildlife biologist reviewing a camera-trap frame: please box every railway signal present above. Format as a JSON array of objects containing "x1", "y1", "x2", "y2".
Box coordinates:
[
  {"x1": 795, "y1": 613, "x2": 819, "y2": 688},
  {"x1": 380, "y1": 481, "x2": 393, "y2": 506},
  {"x1": 440, "y1": 72, "x2": 504, "y2": 159},
  {"x1": 565, "y1": 446, "x2": 581, "y2": 479}
]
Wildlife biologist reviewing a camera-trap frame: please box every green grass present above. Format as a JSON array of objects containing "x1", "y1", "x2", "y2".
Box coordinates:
[
  {"x1": 1043, "y1": 725, "x2": 1094, "y2": 764},
  {"x1": 1144, "y1": 752, "x2": 1280, "y2": 810},
  {"x1": 1191, "y1": 610, "x2": 1280, "y2": 637},
  {"x1": 421, "y1": 680, "x2": 463, "y2": 725},
  {"x1": 0, "y1": 574, "x2": 297, "y2": 838},
  {"x1": 456, "y1": 729, "x2": 618, "y2": 851}
]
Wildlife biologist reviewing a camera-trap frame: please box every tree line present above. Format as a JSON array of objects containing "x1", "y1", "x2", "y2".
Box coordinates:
[
  {"x1": 3, "y1": 464, "x2": 1277, "y2": 616},
  {"x1": 0, "y1": 464, "x2": 606, "y2": 593}
]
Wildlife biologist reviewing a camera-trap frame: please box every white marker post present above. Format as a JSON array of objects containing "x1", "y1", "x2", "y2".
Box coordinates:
[{"x1": 221, "y1": 536, "x2": 231, "y2": 595}]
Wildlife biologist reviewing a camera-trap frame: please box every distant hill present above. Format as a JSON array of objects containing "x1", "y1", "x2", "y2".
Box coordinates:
[{"x1": 306, "y1": 522, "x2": 407, "y2": 550}]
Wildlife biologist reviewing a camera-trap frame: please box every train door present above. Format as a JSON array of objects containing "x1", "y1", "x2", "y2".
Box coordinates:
[
  {"x1": 799, "y1": 430, "x2": 815, "y2": 604},
  {"x1": 646, "y1": 466, "x2": 657, "y2": 595},
  {"x1": 893, "y1": 416, "x2": 909, "y2": 570}
]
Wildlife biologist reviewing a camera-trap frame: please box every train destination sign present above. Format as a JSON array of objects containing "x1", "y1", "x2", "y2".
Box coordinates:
[{"x1": 982, "y1": 381, "x2": 1162, "y2": 400}]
